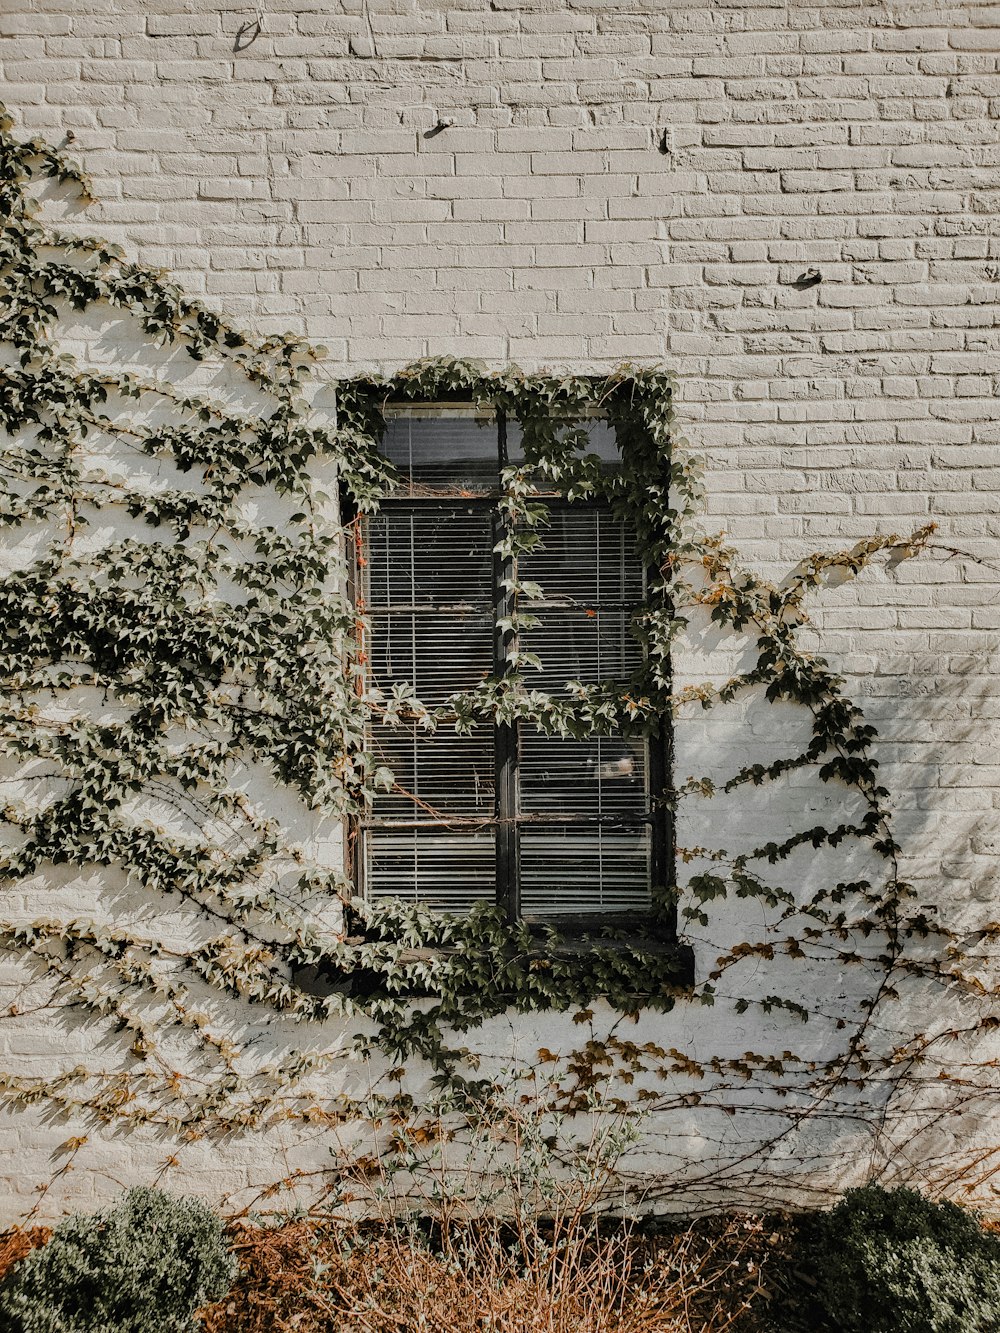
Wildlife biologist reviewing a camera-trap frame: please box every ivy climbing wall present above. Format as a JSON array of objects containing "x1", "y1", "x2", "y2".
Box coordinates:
[{"x1": 0, "y1": 0, "x2": 999, "y2": 1220}]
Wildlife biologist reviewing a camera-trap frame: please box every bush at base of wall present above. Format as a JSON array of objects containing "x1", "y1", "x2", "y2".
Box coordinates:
[
  {"x1": 811, "y1": 1185, "x2": 1000, "y2": 1333},
  {"x1": 0, "y1": 1188, "x2": 235, "y2": 1333}
]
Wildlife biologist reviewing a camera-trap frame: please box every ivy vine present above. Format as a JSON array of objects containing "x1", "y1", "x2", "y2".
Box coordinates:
[{"x1": 1, "y1": 104, "x2": 994, "y2": 1212}]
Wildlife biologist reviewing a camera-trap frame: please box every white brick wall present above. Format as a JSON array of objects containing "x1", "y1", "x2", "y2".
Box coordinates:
[{"x1": 2, "y1": 0, "x2": 1000, "y2": 1218}]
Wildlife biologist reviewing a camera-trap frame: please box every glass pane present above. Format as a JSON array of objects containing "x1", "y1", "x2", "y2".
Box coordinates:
[
  {"x1": 371, "y1": 726, "x2": 495, "y2": 820},
  {"x1": 382, "y1": 413, "x2": 499, "y2": 496},
  {"x1": 366, "y1": 829, "x2": 496, "y2": 914},
  {"x1": 519, "y1": 506, "x2": 644, "y2": 605},
  {"x1": 519, "y1": 732, "x2": 646, "y2": 818},
  {"x1": 518, "y1": 827, "x2": 651, "y2": 915},
  {"x1": 519, "y1": 607, "x2": 642, "y2": 693},
  {"x1": 518, "y1": 504, "x2": 644, "y2": 694},
  {"x1": 366, "y1": 507, "x2": 494, "y2": 613},
  {"x1": 507, "y1": 417, "x2": 621, "y2": 467},
  {"x1": 368, "y1": 609, "x2": 495, "y2": 705}
]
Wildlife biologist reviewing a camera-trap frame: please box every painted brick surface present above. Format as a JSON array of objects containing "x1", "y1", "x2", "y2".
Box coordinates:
[{"x1": 1, "y1": 0, "x2": 999, "y2": 1218}]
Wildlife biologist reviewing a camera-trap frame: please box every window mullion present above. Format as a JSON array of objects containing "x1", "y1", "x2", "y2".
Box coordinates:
[
  {"x1": 495, "y1": 412, "x2": 519, "y2": 922},
  {"x1": 648, "y1": 555, "x2": 676, "y2": 933}
]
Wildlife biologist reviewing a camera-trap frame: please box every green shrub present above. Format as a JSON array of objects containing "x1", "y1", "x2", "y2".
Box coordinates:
[
  {"x1": 0, "y1": 1187, "x2": 236, "y2": 1333},
  {"x1": 812, "y1": 1184, "x2": 1000, "y2": 1333}
]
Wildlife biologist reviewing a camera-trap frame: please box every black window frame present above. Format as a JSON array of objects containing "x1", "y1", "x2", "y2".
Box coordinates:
[{"x1": 349, "y1": 400, "x2": 676, "y2": 941}]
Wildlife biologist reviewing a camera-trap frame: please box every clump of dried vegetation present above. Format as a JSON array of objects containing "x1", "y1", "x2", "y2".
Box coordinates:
[
  {"x1": 195, "y1": 1211, "x2": 790, "y2": 1333},
  {"x1": 0, "y1": 1227, "x2": 50, "y2": 1285}
]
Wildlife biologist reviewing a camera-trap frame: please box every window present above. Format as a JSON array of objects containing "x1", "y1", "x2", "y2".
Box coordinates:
[{"x1": 354, "y1": 405, "x2": 671, "y2": 924}]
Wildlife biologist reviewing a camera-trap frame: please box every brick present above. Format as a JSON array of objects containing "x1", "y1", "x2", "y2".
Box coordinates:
[
  {"x1": 147, "y1": 13, "x2": 219, "y2": 36},
  {"x1": 779, "y1": 169, "x2": 853, "y2": 192},
  {"x1": 197, "y1": 179, "x2": 270, "y2": 201},
  {"x1": 0, "y1": 13, "x2": 70, "y2": 35},
  {"x1": 529, "y1": 149, "x2": 605, "y2": 174}
]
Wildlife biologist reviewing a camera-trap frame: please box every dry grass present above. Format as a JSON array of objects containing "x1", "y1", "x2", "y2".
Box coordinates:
[{"x1": 198, "y1": 1212, "x2": 786, "y2": 1333}]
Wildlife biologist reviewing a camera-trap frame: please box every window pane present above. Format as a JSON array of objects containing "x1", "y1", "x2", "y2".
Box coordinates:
[
  {"x1": 367, "y1": 829, "x2": 496, "y2": 913},
  {"x1": 520, "y1": 733, "x2": 646, "y2": 818},
  {"x1": 367, "y1": 608, "x2": 495, "y2": 705},
  {"x1": 366, "y1": 507, "x2": 494, "y2": 616},
  {"x1": 507, "y1": 417, "x2": 621, "y2": 467},
  {"x1": 382, "y1": 413, "x2": 499, "y2": 496},
  {"x1": 371, "y1": 727, "x2": 494, "y2": 820},
  {"x1": 519, "y1": 607, "x2": 642, "y2": 693},
  {"x1": 518, "y1": 827, "x2": 651, "y2": 915},
  {"x1": 519, "y1": 505, "x2": 644, "y2": 606},
  {"x1": 518, "y1": 506, "x2": 644, "y2": 693}
]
